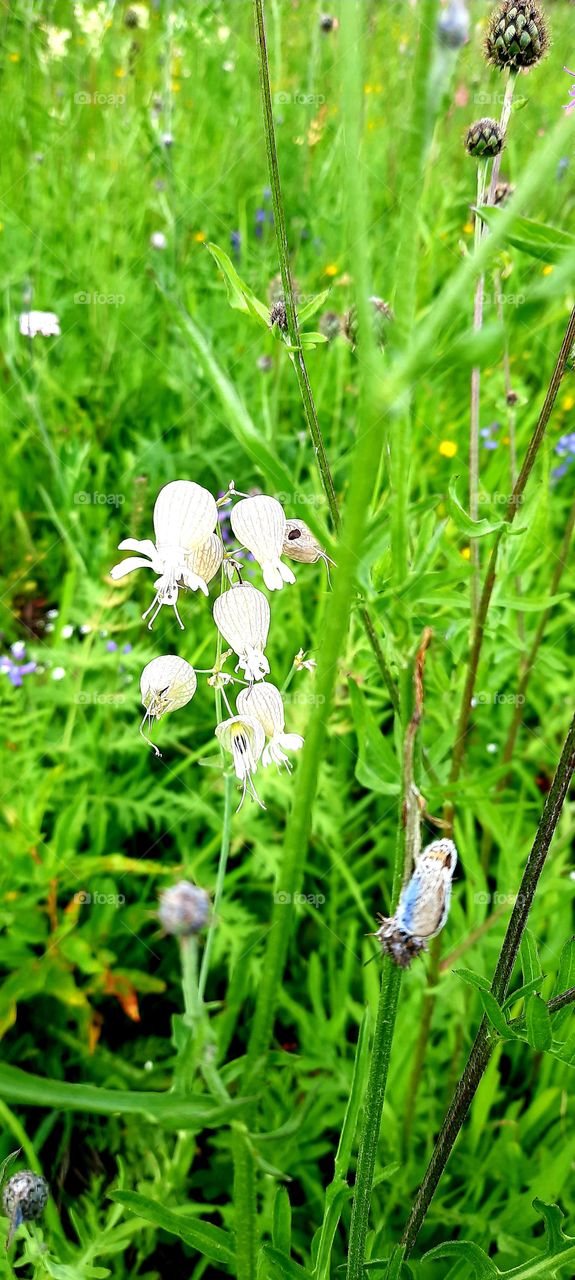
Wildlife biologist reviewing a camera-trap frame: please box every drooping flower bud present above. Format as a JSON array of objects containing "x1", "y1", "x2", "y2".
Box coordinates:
[
  {"x1": 213, "y1": 584, "x2": 271, "y2": 682},
  {"x1": 3, "y1": 1171, "x2": 49, "y2": 1247},
  {"x1": 465, "y1": 118, "x2": 504, "y2": 157},
  {"x1": 343, "y1": 297, "x2": 394, "y2": 349},
  {"x1": 140, "y1": 655, "x2": 197, "y2": 754},
  {"x1": 158, "y1": 882, "x2": 211, "y2": 935},
  {"x1": 282, "y1": 520, "x2": 335, "y2": 580},
  {"x1": 485, "y1": 0, "x2": 548, "y2": 70},
  {"x1": 237, "y1": 681, "x2": 304, "y2": 771},
  {"x1": 215, "y1": 715, "x2": 266, "y2": 808},
  {"x1": 231, "y1": 496, "x2": 296, "y2": 591}
]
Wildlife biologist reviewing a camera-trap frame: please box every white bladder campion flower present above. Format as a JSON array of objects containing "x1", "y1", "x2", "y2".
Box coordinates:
[
  {"x1": 140, "y1": 654, "x2": 197, "y2": 755},
  {"x1": 19, "y1": 311, "x2": 60, "y2": 338},
  {"x1": 185, "y1": 533, "x2": 223, "y2": 586},
  {"x1": 215, "y1": 715, "x2": 266, "y2": 809},
  {"x1": 110, "y1": 480, "x2": 218, "y2": 628},
  {"x1": 213, "y1": 584, "x2": 270, "y2": 682},
  {"x1": 236, "y1": 681, "x2": 303, "y2": 771},
  {"x1": 230, "y1": 496, "x2": 296, "y2": 591}
]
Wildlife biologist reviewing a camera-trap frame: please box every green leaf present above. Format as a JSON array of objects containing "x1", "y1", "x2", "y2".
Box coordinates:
[
  {"x1": 476, "y1": 207, "x2": 575, "y2": 262},
  {"x1": 0, "y1": 1064, "x2": 244, "y2": 1130},
  {"x1": 521, "y1": 930, "x2": 543, "y2": 986},
  {"x1": 423, "y1": 1239, "x2": 498, "y2": 1277},
  {"x1": 205, "y1": 242, "x2": 269, "y2": 326},
  {"x1": 298, "y1": 288, "x2": 331, "y2": 323},
  {"x1": 477, "y1": 989, "x2": 516, "y2": 1040},
  {"x1": 453, "y1": 967, "x2": 491, "y2": 994},
  {"x1": 259, "y1": 1244, "x2": 311, "y2": 1280},
  {"x1": 526, "y1": 993, "x2": 553, "y2": 1051},
  {"x1": 347, "y1": 680, "x2": 400, "y2": 796},
  {"x1": 110, "y1": 1192, "x2": 236, "y2": 1267},
  {"x1": 503, "y1": 975, "x2": 546, "y2": 1013},
  {"x1": 272, "y1": 1185, "x2": 292, "y2": 1257},
  {"x1": 448, "y1": 477, "x2": 507, "y2": 538}
]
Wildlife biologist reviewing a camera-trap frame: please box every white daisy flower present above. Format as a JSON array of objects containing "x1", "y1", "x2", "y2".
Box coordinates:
[
  {"x1": 110, "y1": 480, "x2": 218, "y2": 629},
  {"x1": 213, "y1": 584, "x2": 270, "y2": 682},
  {"x1": 140, "y1": 654, "x2": 197, "y2": 755},
  {"x1": 215, "y1": 715, "x2": 266, "y2": 810},
  {"x1": 230, "y1": 496, "x2": 296, "y2": 591},
  {"x1": 236, "y1": 681, "x2": 303, "y2": 771},
  {"x1": 19, "y1": 311, "x2": 60, "y2": 338}
]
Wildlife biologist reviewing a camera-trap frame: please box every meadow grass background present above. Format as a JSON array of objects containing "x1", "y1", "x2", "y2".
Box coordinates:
[{"x1": 0, "y1": 0, "x2": 574, "y2": 1276}]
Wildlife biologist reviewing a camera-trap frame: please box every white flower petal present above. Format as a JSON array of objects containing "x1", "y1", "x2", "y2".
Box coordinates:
[
  {"x1": 185, "y1": 533, "x2": 223, "y2": 585},
  {"x1": 153, "y1": 481, "x2": 217, "y2": 552},
  {"x1": 213, "y1": 584, "x2": 270, "y2": 681},
  {"x1": 110, "y1": 556, "x2": 155, "y2": 580},
  {"x1": 118, "y1": 538, "x2": 158, "y2": 558},
  {"x1": 236, "y1": 681, "x2": 284, "y2": 737},
  {"x1": 140, "y1": 655, "x2": 197, "y2": 717},
  {"x1": 215, "y1": 714, "x2": 266, "y2": 809}
]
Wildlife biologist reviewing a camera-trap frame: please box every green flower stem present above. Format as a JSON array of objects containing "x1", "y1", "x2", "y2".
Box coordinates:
[
  {"x1": 232, "y1": 1123, "x2": 257, "y2": 1280},
  {"x1": 390, "y1": 0, "x2": 440, "y2": 588},
  {"x1": 488, "y1": 68, "x2": 518, "y2": 204},
  {"x1": 469, "y1": 158, "x2": 488, "y2": 620},
  {"x1": 180, "y1": 935, "x2": 200, "y2": 1027},
  {"x1": 244, "y1": 0, "x2": 383, "y2": 1091},
  {"x1": 252, "y1": 0, "x2": 398, "y2": 713},
  {"x1": 399, "y1": 709, "x2": 575, "y2": 1258},
  {"x1": 198, "y1": 770, "x2": 233, "y2": 1003},
  {"x1": 346, "y1": 963, "x2": 402, "y2": 1280}
]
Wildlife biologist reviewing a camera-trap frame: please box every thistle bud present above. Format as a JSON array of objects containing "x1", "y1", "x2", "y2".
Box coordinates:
[
  {"x1": 343, "y1": 297, "x2": 394, "y2": 349},
  {"x1": 485, "y1": 0, "x2": 548, "y2": 70},
  {"x1": 270, "y1": 300, "x2": 288, "y2": 332},
  {"x1": 465, "y1": 118, "x2": 504, "y2": 157},
  {"x1": 3, "y1": 1171, "x2": 49, "y2": 1246},
  {"x1": 494, "y1": 179, "x2": 515, "y2": 205},
  {"x1": 159, "y1": 882, "x2": 211, "y2": 935}
]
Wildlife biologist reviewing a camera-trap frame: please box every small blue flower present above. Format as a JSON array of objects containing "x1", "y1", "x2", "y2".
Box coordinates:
[{"x1": 0, "y1": 645, "x2": 37, "y2": 688}]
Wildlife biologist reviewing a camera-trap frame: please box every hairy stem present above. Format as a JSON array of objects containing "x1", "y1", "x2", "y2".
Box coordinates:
[
  {"x1": 470, "y1": 159, "x2": 488, "y2": 620},
  {"x1": 400, "y1": 709, "x2": 575, "y2": 1256}
]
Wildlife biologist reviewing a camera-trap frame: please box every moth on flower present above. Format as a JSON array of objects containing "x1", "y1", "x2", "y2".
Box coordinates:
[
  {"x1": 140, "y1": 654, "x2": 197, "y2": 755},
  {"x1": 282, "y1": 519, "x2": 335, "y2": 583},
  {"x1": 213, "y1": 584, "x2": 270, "y2": 682},
  {"x1": 236, "y1": 681, "x2": 303, "y2": 771},
  {"x1": 215, "y1": 714, "x2": 266, "y2": 810},
  {"x1": 375, "y1": 839, "x2": 458, "y2": 969},
  {"x1": 110, "y1": 480, "x2": 218, "y2": 628},
  {"x1": 230, "y1": 495, "x2": 296, "y2": 591}
]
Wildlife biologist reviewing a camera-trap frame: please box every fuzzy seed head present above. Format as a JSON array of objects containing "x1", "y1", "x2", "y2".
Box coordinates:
[
  {"x1": 485, "y1": 0, "x2": 548, "y2": 70},
  {"x1": 269, "y1": 300, "x2": 288, "y2": 332},
  {"x1": 159, "y1": 882, "x2": 211, "y2": 936},
  {"x1": 465, "y1": 118, "x2": 504, "y2": 157},
  {"x1": 3, "y1": 1171, "x2": 48, "y2": 1232}
]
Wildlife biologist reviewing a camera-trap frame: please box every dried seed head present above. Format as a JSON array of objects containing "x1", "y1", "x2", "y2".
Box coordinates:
[
  {"x1": 319, "y1": 310, "x2": 341, "y2": 341},
  {"x1": 465, "y1": 118, "x2": 504, "y2": 158},
  {"x1": 343, "y1": 297, "x2": 394, "y2": 349},
  {"x1": 270, "y1": 300, "x2": 288, "y2": 332},
  {"x1": 484, "y1": 0, "x2": 548, "y2": 70},
  {"x1": 493, "y1": 179, "x2": 515, "y2": 205},
  {"x1": 3, "y1": 1172, "x2": 48, "y2": 1246},
  {"x1": 159, "y1": 882, "x2": 211, "y2": 935}
]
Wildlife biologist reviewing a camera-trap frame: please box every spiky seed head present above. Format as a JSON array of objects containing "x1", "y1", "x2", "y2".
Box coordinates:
[
  {"x1": 465, "y1": 118, "x2": 504, "y2": 157},
  {"x1": 158, "y1": 882, "x2": 211, "y2": 936},
  {"x1": 3, "y1": 1172, "x2": 48, "y2": 1244},
  {"x1": 343, "y1": 297, "x2": 394, "y2": 349},
  {"x1": 485, "y1": 0, "x2": 548, "y2": 70},
  {"x1": 319, "y1": 310, "x2": 341, "y2": 341},
  {"x1": 270, "y1": 300, "x2": 288, "y2": 332}
]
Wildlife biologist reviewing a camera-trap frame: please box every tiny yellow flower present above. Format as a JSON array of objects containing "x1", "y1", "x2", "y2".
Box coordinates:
[
  {"x1": 502, "y1": 435, "x2": 510, "y2": 444},
  {"x1": 171, "y1": 80, "x2": 181, "y2": 92},
  {"x1": 324, "y1": 264, "x2": 339, "y2": 278},
  {"x1": 115, "y1": 67, "x2": 126, "y2": 78},
  {"x1": 9, "y1": 52, "x2": 20, "y2": 62},
  {"x1": 463, "y1": 221, "x2": 474, "y2": 234},
  {"x1": 439, "y1": 440, "x2": 457, "y2": 458},
  {"x1": 542, "y1": 265, "x2": 553, "y2": 276},
  {"x1": 460, "y1": 547, "x2": 471, "y2": 560},
  {"x1": 194, "y1": 230, "x2": 206, "y2": 243},
  {"x1": 562, "y1": 394, "x2": 575, "y2": 411}
]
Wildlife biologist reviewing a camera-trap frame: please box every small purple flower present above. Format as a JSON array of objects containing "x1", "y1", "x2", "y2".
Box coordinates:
[
  {"x1": 231, "y1": 230, "x2": 241, "y2": 256},
  {"x1": 481, "y1": 420, "x2": 501, "y2": 449},
  {"x1": 552, "y1": 432, "x2": 575, "y2": 483},
  {"x1": 106, "y1": 640, "x2": 118, "y2": 653},
  {"x1": 122, "y1": 643, "x2": 132, "y2": 655},
  {"x1": 0, "y1": 648, "x2": 37, "y2": 688}
]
